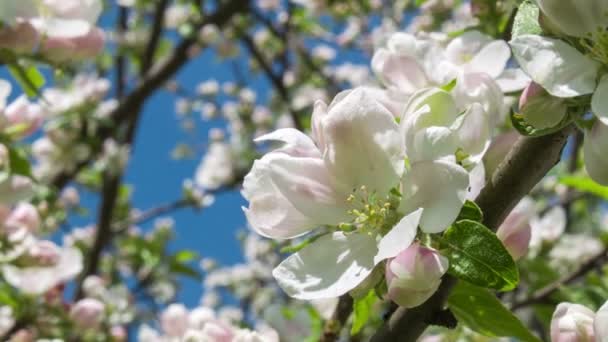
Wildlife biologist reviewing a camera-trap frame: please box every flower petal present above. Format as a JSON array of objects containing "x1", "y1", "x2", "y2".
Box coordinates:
[
  {"x1": 591, "y1": 75, "x2": 608, "y2": 126},
  {"x1": 468, "y1": 40, "x2": 511, "y2": 79},
  {"x1": 375, "y1": 208, "x2": 423, "y2": 263},
  {"x1": 510, "y1": 35, "x2": 600, "y2": 98},
  {"x1": 595, "y1": 300, "x2": 608, "y2": 342},
  {"x1": 400, "y1": 160, "x2": 469, "y2": 233},
  {"x1": 243, "y1": 154, "x2": 349, "y2": 239},
  {"x1": 322, "y1": 88, "x2": 404, "y2": 196},
  {"x1": 451, "y1": 103, "x2": 491, "y2": 163},
  {"x1": 496, "y1": 69, "x2": 530, "y2": 93},
  {"x1": 254, "y1": 128, "x2": 320, "y2": 158},
  {"x1": 272, "y1": 232, "x2": 377, "y2": 299},
  {"x1": 372, "y1": 49, "x2": 429, "y2": 94}
]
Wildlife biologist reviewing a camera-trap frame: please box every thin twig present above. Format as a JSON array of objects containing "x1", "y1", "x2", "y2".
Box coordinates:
[{"x1": 511, "y1": 247, "x2": 608, "y2": 310}]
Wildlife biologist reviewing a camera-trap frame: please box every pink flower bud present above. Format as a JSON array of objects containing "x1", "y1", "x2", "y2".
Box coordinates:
[
  {"x1": 385, "y1": 243, "x2": 449, "y2": 308},
  {"x1": 518, "y1": 82, "x2": 568, "y2": 129},
  {"x1": 40, "y1": 27, "x2": 105, "y2": 62},
  {"x1": 110, "y1": 326, "x2": 127, "y2": 341},
  {"x1": 70, "y1": 298, "x2": 105, "y2": 329},
  {"x1": 6, "y1": 202, "x2": 40, "y2": 234},
  {"x1": 28, "y1": 240, "x2": 61, "y2": 266},
  {"x1": 496, "y1": 198, "x2": 535, "y2": 260},
  {"x1": 550, "y1": 303, "x2": 595, "y2": 342},
  {"x1": 4, "y1": 96, "x2": 43, "y2": 138},
  {"x1": 160, "y1": 304, "x2": 189, "y2": 337}
]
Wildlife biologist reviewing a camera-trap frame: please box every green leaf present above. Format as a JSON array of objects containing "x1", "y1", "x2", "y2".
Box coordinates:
[
  {"x1": 510, "y1": 111, "x2": 572, "y2": 137},
  {"x1": 173, "y1": 250, "x2": 198, "y2": 263},
  {"x1": 440, "y1": 78, "x2": 457, "y2": 92},
  {"x1": 351, "y1": 290, "x2": 377, "y2": 336},
  {"x1": 441, "y1": 220, "x2": 519, "y2": 291},
  {"x1": 8, "y1": 147, "x2": 32, "y2": 177},
  {"x1": 170, "y1": 261, "x2": 200, "y2": 279},
  {"x1": 511, "y1": 0, "x2": 542, "y2": 38},
  {"x1": 559, "y1": 175, "x2": 608, "y2": 200},
  {"x1": 8, "y1": 64, "x2": 45, "y2": 98},
  {"x1": 448, "y1": 281, "x2": 541, "y2": 342},
  {"x1": 457, "y1": 200, "x2": 483, "y2": 222}
]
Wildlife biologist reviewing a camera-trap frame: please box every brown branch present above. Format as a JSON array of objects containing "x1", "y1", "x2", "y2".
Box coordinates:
[
  {"x1": 370, "y1": 126, "x2": 574, "y2": 341},
  {"x1": 241, "y1": 34, "x2": 304, "y2": 131},
  {"x1": 319, "y1": 295, "x2": 354, "y2": 342},
  {"x1": 71, "y1": 0, "x2": 249, "y2": 299},
  {"x1": 141, "y1": 0, "x2": 170, "y2": 75},
  {"x1": 50, "y1": 0, "x2": 249, "y2": 191},
  {"x1": 511, "y1": 247, "x2": 608, "y2": 310}
]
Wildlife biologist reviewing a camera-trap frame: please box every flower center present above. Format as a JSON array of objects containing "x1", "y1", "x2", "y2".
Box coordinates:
[{"x1": 339, "y1": 185, "x2": 401, "y2": 235}]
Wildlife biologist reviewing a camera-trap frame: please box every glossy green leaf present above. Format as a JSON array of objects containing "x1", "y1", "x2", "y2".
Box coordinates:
[
  {"x1": 351, "y1": 290, "x2": 376, "y2": 335},
  {"x1": 8, "y1": 64, "x2": 45, "y2": 98},
  {"x1": 8, "y1": 147, "x2": 32, "y2": 177},
  {"x1": 511, "y1": 0, "x2": 542, "y2": 38},
  {"x1": 449, "y1": 281, "x2": 541, "y2": 342},
  {"x1": 457, "y1": 200, "x2": 483, "y2": 222},
  {"x1": 441, "y1": 220, "x2": 519, "y2": 291}
]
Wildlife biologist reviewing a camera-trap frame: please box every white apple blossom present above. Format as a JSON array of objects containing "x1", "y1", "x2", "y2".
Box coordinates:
[
  {"x1": 2, "y1": 244, "x2": 83, "y2": 294},
  {"x1": 0, "y1": 0, "x2": 102, "y2": 39},
  {"x1": 243, "y1": 87, "x2": 471, "y2": 300},
  {"x1": 550, "y1": 303, "x2": 596, "y2": 342}
]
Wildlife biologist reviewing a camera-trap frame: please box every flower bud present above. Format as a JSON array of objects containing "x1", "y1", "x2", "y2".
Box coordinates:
[
  {"x1": 385, "y1": 243, "x2": 448, "y2": 308},
  {"x1": 40, "y1": 27, "x2": 105, "y2": 62},
  {"x1": 496, "y1": 198, "x2": 535, "y2": 260},
  {"x1": 110, "y1": 326, "x2": 127, "y2": 341},
  {"x1": 27, "y1": 240, "x2": 60, "y2": 266},
  {"x1": 518, "y1": 82, "x2": 567, "y2": 130},
  {"x1": 160, "y1": 304, "x2": 189, "y2": 337},
  {"x1": 70, "y1": 298, "x2": 105, "y2": 329},
  {"x1": 6, "y1": 202, "x2": 40, "y2": 234},
  {"x1": 550, "y1": 303, "x2": 595, "y2": 342},
  {"x1": 584, "y1": 121, "x2": 608, "y2": 185},
  {"x1": 4, "y1": 96, "x2": 43, "y2": 138}
]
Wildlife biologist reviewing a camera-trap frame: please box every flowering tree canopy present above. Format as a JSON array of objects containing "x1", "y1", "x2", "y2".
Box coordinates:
[{"x1": 0, "y1": 0, "x2": 607, "y2": 341}]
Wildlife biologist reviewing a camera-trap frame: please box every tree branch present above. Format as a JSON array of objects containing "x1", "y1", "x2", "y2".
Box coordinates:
[
  {"x1": 511, "y1": 246, "x2": 608, "y2": 310},
  {"x1": 319, "y1": 295, "x2": 354, "y2": 342},
  {"x1": 370, "y1": 126, "x2": 574, "y2": 341}
]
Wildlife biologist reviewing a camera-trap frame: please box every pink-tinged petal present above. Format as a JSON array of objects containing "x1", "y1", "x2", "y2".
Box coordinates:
[
  {"x1": 591, "y1": 75, "x2": 608, "y2": 126},
  {"x1": 242, "y1": 154, "x2": 349, "y2": 239},
  {"x1": 400, "y1": 160, "x2": 469, "y2": 233},
  {"x1": 468, "y1": 40, "x2": 511, "y2": 79},
  {"x1": 372, "y1": 49, "x2": 429, "y2": 94},
  {"x1": 255, "y1": 128, "x2": 321, "y2": 158},
  {"x1": 385, "y1": 243, "x2": 448, "y2": 308},
  {"x1": 510, "y1": 35, "x2": 600, "y2": 98},
  {"x1": 272, "y1": 231, "x2": 377, "y2": 299},
  {"x1": 321, "y1": 88, "x2": 404, "y2": 196}
]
